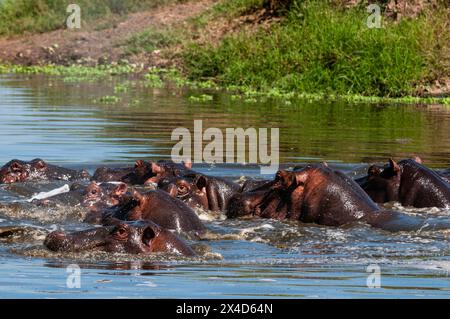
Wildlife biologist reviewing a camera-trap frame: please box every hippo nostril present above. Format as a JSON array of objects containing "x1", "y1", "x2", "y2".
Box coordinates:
[
  {"x1": 44, "y1": 231, "x2": 67, "y2": 251},
  {"x1": 142, "y1": 227, "x2": 155, "y2": 247}
]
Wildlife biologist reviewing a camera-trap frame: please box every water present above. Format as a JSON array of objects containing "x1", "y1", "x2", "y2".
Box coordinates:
[{"x1": 0, "y1": 74, "x2": 449, "y2": 298}]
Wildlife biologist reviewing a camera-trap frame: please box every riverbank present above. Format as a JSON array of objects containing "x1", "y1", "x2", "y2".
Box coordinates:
[{"x1": 0, "y1": 0, "x2": 449, "y2": 101}]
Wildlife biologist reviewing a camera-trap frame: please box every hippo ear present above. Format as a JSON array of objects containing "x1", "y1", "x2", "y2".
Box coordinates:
[
  {"x1": 275, "y1": 170, "x2": 285, "y2": 181},
  {"x1": 32, "y1": 159, "x2": 47, "y2": 170},
  {"x1": 135, "y1": 160, "x2": 145, "y2": 168},
  {"x1": 183, "y1": 159, "x2": 193, "y2": 169},
  {"x1": 294, "y1": 171, "x2": 308, "y2": 186},
  {"x1": 388, "y1": 158, "x2": 400, "y2": 172},
  {"x1": 10, "y1": 161, "x2": 23, "y2": 172},
  {"x1": 151, "y1": 163, "x2": 164, "y2": 174},
  {"x1": 412, "y1": 156, "x2": 423, "y2": 164},
  {"x1": 322, "y1": 161, "x2": 328, "y2": 167}
]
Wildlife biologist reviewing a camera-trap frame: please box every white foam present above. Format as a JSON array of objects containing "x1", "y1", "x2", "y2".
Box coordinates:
[{"x1": 27, "y1": 184, "x2": 70, "y2": 202}]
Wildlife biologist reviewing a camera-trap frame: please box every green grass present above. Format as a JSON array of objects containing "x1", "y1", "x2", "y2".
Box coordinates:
[
  {"x1": 0, "y1": 63, "x2": 139, "y2": 76},
  {"x1": 125, "y1": 27, "x2": 182, "y2": 54},
  {"x1": 184, "y1": 0, "x2": 450, "y2": 97},
  {"x1": 95, "y1": 95, "x2": 121, "y2": 104},
  {"x1": 0, "y1": 0, "x2": 184, "y2": 36}
]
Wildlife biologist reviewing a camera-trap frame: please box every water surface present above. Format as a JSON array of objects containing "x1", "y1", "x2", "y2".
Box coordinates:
[{"x1": 0, "y1": 74, "x2": 449, "y2": 298}]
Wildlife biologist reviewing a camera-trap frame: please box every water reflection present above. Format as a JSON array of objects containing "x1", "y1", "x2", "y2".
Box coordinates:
[
  {"x1": 0, "y1": 74, "x2": 450, "y2": 298},
  {"x1": 0, "y1": 74, "x2": 449, "y2": 167}
]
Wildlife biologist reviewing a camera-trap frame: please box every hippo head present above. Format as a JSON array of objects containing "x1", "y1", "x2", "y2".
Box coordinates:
[
  {"x1": 227, "y1": 170, "x2": 301, "y2": 219},
  {"x1": 101, "y1": 186, "x2": 153, "y2": 221},
  {"x1": 119, "y1": 160, "x2": 155, "y2": 185},
  {"x1": 107, "y1": 183, "x2": 129, "y2": 206},
  {"x1": 82, "y1": 182, "x2": 104, "y2": 203},
  {"x1": 81, "y1": 182, "x2": 119, "y2": 207},
  {"x1": 358, "y1": 158, "x2": 403, "y2": 203},
  {"x1": 0, "y1": 158, "x2": 47, "y2": 183},
  {"x1": 44, "y1": 220, "x2": 196, "y2": 256},
  {"x1": 143, "y1": 160, "x2": 193, "y2": 185},
  {"x1": 158, "y1": 175, "x2": 209, "y2": 210}
]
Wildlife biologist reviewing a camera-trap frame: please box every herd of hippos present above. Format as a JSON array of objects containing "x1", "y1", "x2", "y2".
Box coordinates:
[{"x1": 0, "y1": 157, "x2": 449, "y2": 258}]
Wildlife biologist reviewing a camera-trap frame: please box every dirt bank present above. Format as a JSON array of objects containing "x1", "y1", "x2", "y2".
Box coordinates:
[{"x1": 0, "y1": 0, "x2": 215, "y2": 66}]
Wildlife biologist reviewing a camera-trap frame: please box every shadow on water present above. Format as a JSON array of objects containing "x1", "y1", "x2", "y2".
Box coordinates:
[{"x1": 0, "y1": 74, "x2": 449, "y2": 298}]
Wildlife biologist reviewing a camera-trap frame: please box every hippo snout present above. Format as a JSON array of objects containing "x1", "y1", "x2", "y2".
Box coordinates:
[{"x1": 44, "y1": 231, "x2": 69, "y2": 252}]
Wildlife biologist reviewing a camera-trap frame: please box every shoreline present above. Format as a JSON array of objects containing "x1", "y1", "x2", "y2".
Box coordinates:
[{"x1": 1, "y1": 63, "x2": 449, "y2": 106}]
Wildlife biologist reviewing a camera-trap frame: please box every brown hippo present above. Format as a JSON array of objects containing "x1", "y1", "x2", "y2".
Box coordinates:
[
  {"x1": 0, "y1": 159, "x2": 90, "y2": 184},
  {"x1": 159, "y1": 173, "x2": 241, "y2": 212},
  {"x1": 356, "y1": 158, "x2": 450, "y2": 208},
  {"x1": 44, "y1": 220, "x2": 196, "y2": 256},
  {"x1": 240, "y1": 178, "x2": 273, "y2": 193},
  {"x1": 143, "y1": 160, "x2": 195, "y2": 185},
  {"x1": 102, "y1": 186, "x2": 206, "y2": 236},
  {"x1": 158, "y1": 176, "x2": 209, "y2": 211},
  {"x1": 32, "y1": 182, "x2": 117, "y2": 208},
  {"x1": 92, "y1": 160, "x2": 193, "y2": 185},
  {"x1": 228, "y1": 164, "x2": 450, "y2": 232}
]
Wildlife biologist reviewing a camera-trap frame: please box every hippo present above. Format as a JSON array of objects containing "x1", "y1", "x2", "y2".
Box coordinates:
[
  {"x1": 102, "y1": 186, "x2": 206, "y2": 236},
  {"x1": 144, "y1": 160, "x2": 195, "y2": 185},
  {"x1": 92, "y1": 166, "x2": 135, "y2": 183},
  {"x1": 228, "y1": 164, "x2": 450, "y2": 232},
  {"x1": 240, "y1": 178, "x2": 273, "y2": 193},
  {"x1": 158, "y1": 176, "x2": 209, "y2": 210},
  {"x1": 92, "y1": 160, "x2": 193, "y2": 185},
  {"x1": 159, "y1": 173, "x2": 241, "y2": 212},
  {"x1": 0, "y1": 159, "x2": 90, "y2": 184},
  {"x1": 32, "y1": 182, "x2": 117, "y2": 208},
  {"x1": 44, "y1": 220, "x2": 196, "y2": 256},
  {"x1": 356, "y1": 158, "x2": 450, "y2": 208}
]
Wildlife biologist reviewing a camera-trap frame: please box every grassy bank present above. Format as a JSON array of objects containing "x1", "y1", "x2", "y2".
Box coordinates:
[
  {"x1": 0, "y1": 0, "x2": 449, "y2": 102},
  {"x1": 0, "y1": 0, "x2": 184, "y2": 36},
  {"x1": 1, "y1": 63, "x2": 449, "y2": 106},
  {"x1": 183, "y1": 0, "x2": 450, "y2": 97}
]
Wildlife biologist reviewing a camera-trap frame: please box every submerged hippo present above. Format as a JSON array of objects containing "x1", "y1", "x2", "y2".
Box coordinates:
[
  {"x1": 144, "y1": 160, "x2": 195, "y2": 185},
  {"x1": 158, "y1": 176, "x2": 209, "y2": 211},
  {"x1": 92, "y1": 160, "x2": 193, "y2": 185},
  {"x1": 0, "y1": 159, "x2": 90, "y2": 184},
  {"x1": 228, "y1": 164, "x2": 450, "y2": 232},
  {"x1": 159, "y1": 173, "x2": 241, "y2": 212},
  {"x1": 44, "y1": 220, "x2": 196, "y2": 256},
  {"x1": 103, "y1": 186, "x2": 206, "y2": 236},
  {"x1": 356, "y1": 158, "x2": 450, "y2": 208},
  {"x1": 32, "y1": 182, "x2": 117, "y2": 208}
]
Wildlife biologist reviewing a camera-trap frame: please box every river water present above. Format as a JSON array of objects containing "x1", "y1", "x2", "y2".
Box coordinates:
[{"x1": 0, "y1": 74, "x2": 449, "y2": 298}]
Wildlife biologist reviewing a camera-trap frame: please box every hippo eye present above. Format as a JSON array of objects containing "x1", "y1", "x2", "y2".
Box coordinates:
[
  {"x1": 177, "y1": 184, "x2": 189, "y2": 195},
  {"x1": 113, "y1": 226, "x2": 129, "y2": 240}
]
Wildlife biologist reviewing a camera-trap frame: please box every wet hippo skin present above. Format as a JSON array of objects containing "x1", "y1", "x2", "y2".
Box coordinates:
[
  {"x1": 356, "y1": 158, "x2": 450, "y2": 208},
  {"x1": 158, "y1": 176, "x2": 209, "y2": 210},
  {"x1": 92, "y1": 160, "x2": 193, "y2": 185},
  {"x1": 44, "y1": 220, "x2": 196, "y2": 256},
  {"x1": 102, "y1": 186, "x2": 206, "y2": 236},
  {"x1": 228, "y1": 164, "x2": 450, "y2": 232},
  {"x1": 0, "y1": 158, "x2": 90, "y2": 184}
]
